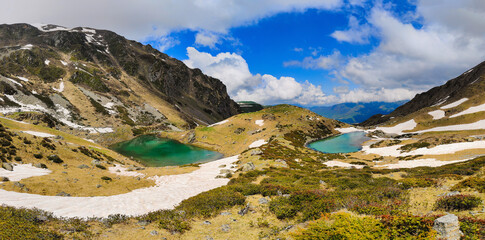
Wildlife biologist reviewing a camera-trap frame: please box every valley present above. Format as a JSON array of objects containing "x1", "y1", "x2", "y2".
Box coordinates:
[{"x1": 0, "y1": 23, "x2": 483, "y2": 240}]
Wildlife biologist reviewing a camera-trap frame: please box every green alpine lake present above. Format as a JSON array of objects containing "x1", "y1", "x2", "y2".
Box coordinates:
[
  {"x1": 110, "y1": 135, "x2": 223, "y2": 167},
  {"x1": 307, "y1": 131, "x2": 371, "y2": 154}
]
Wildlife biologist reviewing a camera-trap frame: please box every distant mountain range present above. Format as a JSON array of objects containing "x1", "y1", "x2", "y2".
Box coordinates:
[{"x1": 308, "y1": 101, "x2": 408, "y2": 124}]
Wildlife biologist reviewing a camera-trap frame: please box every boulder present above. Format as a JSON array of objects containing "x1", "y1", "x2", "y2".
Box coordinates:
[
  {"x1": 78, "y1": 164, "x2": 90, "y2": 169},
  {"x1": 91, "y1": 159, "x2": 101, "y2": 165},
  {"x1": 251, "y1": 149, "x2": 263, "y2": 156},
  {"x1": 241, "y1": 162, "x2": 255, "y2": 172},
  {"x1": 433, "y1": 214, "x2": 463, "y2": 240},
  {"x1": 150, "y1": 230, "x2": 158, "y2": 236},
  {"x1": 56, "y1": 191, "x2": 71, "y2": 197},
  {"x1": 258, "y1": 197, "x2": 269, "y2": 204},
  {"x1": 2, "y1": 162, "x2": 13, "y2": 171},
  {"x1": 219, "y1": 169, "x2": 232, "y2": 175},
  {"x1": 35, "y1": 163, "x2": 47, "y2": 169},
  {"x1": 238, "y1": 203, "x2": 251, "y2": 216},
  {"x1": 0, "y1": 177, "x2": 9, "y2": 182}
]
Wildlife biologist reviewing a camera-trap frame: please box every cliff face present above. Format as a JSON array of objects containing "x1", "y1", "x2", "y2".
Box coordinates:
[
  {"x1": 0, "y1": 23, "x2": 239, "y2": 128},
  {"x1": 360, "y1": 61, "x2": 485, "y2": 126}
]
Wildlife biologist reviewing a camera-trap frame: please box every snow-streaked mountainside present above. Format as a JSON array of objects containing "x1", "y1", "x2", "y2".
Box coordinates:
[
  {"x1": 0, "y1": 23, "x2": 239, "y2": 144},
  {"x1": 308, "y1": 101, "x2": 407, "y2": 124},
  {"x1": 361, "y1": 60, "x2": 485, "y2": 127}
]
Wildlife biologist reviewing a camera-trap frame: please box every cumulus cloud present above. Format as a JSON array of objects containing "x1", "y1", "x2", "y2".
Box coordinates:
[
  {"x1": 195, "y1": 31, "x2": 222, "y2": 48},
  {"x1": 183, "y1": 48, "x2": 333, "y2": 105},
  {"x1": 0, "y1": 0, "x2": 342, "y2": 41},
  {"x1": 287, "y1": 0, "x2": 485, "y2": 103},
  {"x1": 331, "y1": 16, "x2": 372, "y2": 44}
]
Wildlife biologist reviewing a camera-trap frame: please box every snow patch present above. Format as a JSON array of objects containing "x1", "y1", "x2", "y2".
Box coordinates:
[
  {"x1": 60, "y1": 60, "x2": 68, "y2": 66},
  {"x1": 428, "y1": 110, "x2": 445, "y2": 120},
  {"x1": 208, "y1": 119, "x2": 228, "y2": 127},
  {"x1": 249, "y1": 139, "x2": 267, "y2": 148},
  {"x1": 376, "y1": 119, "x2": 417, "y2": 134},
  {"x1": 362, "y1": 140, "x2": 485, "y2": 157},
  {"x1": 441, "y1": 98, "x2": 469, "y2": 109},
  {"x1": 109, "y1": 165, "x2": 145, "y2": 178},
  {"x1": 16, "y1": 76, "x2": 29, "y2": 82},
  {"x1": 255, "y1": 119, "x2": 264, "y2": 126},
  {"x1": 324, "y1": 161, "x2": 365, "y2": 169},
  {"x1": 52, "y1": 81, "x2": 64, "y2": 92},
  {"x1": 380, "y1": 158, "x2": 471, "y2": 169},
  {"x1": 336, "y1": 127, "x2": 361, "y2": 133},
  {"x1": 20, "y1": 44, "x2": 33, "y2": 50},
  {"x1": 0, "y1": 155, "x2": 239, "y2": 218},
  {"x1": 416, "y1": 119, "x2": 485, "y2": 133},
  {"x1": 44, "y1": 59, "x2": 50, "y2": 65},
  {"x1": 22, "y1": 131, "x2": 55, "y2": 138},
  {"x1": 450, "y1": 102, "x2": 485, "y2": 118},
  {"x1": 0, "y1": 164, "x2": 51, "y2": 182}
]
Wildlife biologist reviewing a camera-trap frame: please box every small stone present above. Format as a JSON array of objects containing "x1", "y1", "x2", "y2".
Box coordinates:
[
  {"x1": 56, "y1": 191, "x2": 71, "y2": 197},
  {"x1": 34, "y1": 163, "x2": 47, "y2": 169},
  {"x1": 220, "y1": 212, "x2": 232, "y2": 216},
  {"x1": 433, "y1": 214, "x2": 463, "y2": 240},
  {"x1": 238, "y1": 203, "x2": 251, "y2": 216},
  {"x1": 96, "y1": 184, "x2": 102, "y2": 188},
  {"x1": 221, "y1": 224, "x2": 231, "y2": 232},
  {"x1": 241, "y1": 162, "x2": 255, "y2": 172},
  {"x1": 2, "y1": 162, "x2": 13, "y2": 171},
  {"x1": 91, "y1": 159, "x2": 101, "y2": 165},
  {"x1": 258, "y1": 197, "x2": 269, "y2": 204},
  {"x1": 137, "y1": 220, "x2": 150, "y2": 226},
  {"x1": 36, "y1": 215, "x2": 49, "y2": 222},
  {"x1": 203, "y1": 220, "x2": 211, "y2": 225},
  {"x1": 205, "y1": 236, "x2": 214, "y2": 240},
  {"x1": 220, "y1": 169, "x2": 232, "y2": 175},
  {"x1": 149, "y1": 230, "x2": 158, "y2": 236},
  {"x1": 218, "y1": 164, "x2": 226, "y2": 168},
  {"x1": 445, "y1": 191, "x2": 461, "y2": 197},
  {"x1": 116, "y1": 169, "x2": 121, "y2": 172},
  {"x1": 251, "y1": 150, "x2": 263, "y2": 156},
  {"x1": 78, "y1": 164, "x2": 90, "y2": 169},
  {"x1": 319, "y1": 180, "x2": 326, "y2": 185},
  {"x1": 13, "y1": 182, "x2": 25, "y2": 188}
]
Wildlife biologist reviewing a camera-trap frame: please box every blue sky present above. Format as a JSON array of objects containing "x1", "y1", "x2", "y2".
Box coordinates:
[{"x1": 3, "y1": 0, "x2": 485, "y2": 106}]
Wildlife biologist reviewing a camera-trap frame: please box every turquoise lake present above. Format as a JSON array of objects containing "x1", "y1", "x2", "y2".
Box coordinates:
[
  {"x1": 307, "y1": 131, "x2": 371, "y2": 153},
  {"x1": 110, "y1": 135, "x2": 223, "y2": 167}
]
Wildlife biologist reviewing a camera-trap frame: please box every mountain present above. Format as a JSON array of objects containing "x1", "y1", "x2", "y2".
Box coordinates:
[
  {"x1": 308, "y1": 101, "x2": 406, "y2": 124},
  {"x1": 237, "y1": 101, "x2": 264, "y2": 113},
  {"x1": 360, "y1": 60, "x2": 485, "y2": 130},
  {"x1": 0, "y1": 23, "x2": 239, "y2": 143}
]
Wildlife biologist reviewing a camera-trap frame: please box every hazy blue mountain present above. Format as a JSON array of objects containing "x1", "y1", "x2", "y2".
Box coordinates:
[{"x1": 308, "y1": 101, "x2": 407, "y2": 124}]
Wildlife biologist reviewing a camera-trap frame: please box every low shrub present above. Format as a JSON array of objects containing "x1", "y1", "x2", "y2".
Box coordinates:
[
  {"x1": 434, "y1": 194, "x2": 482, "y2": 211},
  {"x1": 398, "y1": 178, "x2": 436, "y2": 189},
  {"x1": 459, "y1": 217, "x2": 485, "y2": 240},
  {"x1": 101, "y1": 176, "x2": 112, "y2": 181},
  {"x1": 95, "y1": 164, "x2": 107, "y2": 170},
  {"x1": 139, "y1": 210, "x2": 190, "y2": 234},
  {"x1": 0, "y1": 206, "x2": 61, "y2": 239},
  {"x1": 379, "y1": 214, "x2": 436, "y2": 239},
  {"x1": 176, "y1": 187, "x2": 245, "y2": 218},
  {"x1": 47, "y1": 155, "x2": 63, "y2": 164},
  {"x1": 452, "y1": 177, "x2": 485, "y2": 193},
  {"x1": 33, "y1": 153, "x2": 43, "y2": 159}
]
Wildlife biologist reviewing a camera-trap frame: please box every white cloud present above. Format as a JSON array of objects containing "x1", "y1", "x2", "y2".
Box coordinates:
[
  {"x1": 195, "y1": 31, "x2": 222, "y2": 48},
  {"x1": 0, "y1": 0, "x2": 342, "y2": 41},
  {"x1": 284, "y1": 50, "x2": 343, "y2": 70},
  {"x1": 183, "y1": 47, "x2": 333, "y2": 105},
  {"x1": 336, "y1": 88, "x2": 418, "y2": 103},
  {"x1": 331, "y1": 16, "x2": 372, "y2": 44}
]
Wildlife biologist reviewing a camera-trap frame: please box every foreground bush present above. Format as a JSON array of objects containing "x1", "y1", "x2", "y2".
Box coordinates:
[
  {"x1": 434, "y1": 194, "x2": 482, "y2": 211},
  {"x1": 0, "y1": 206, "x2": 61, "y2": 239},
  {"x1": 292, "y1": 212, "x2": 387, "y2": 240},
  {"x1": 139, "y1": 210, "x2": 190, "y2": 234}
]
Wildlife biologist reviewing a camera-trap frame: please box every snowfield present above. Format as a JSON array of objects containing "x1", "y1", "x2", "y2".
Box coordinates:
[
  {"x1": 450, "y1": 102, "x2": 485, "y2": 118},
  {"x1": 441, "y1": 98, "x2": 469, "y2": 109},
  {"x1": 0, "y1": 156, "x2": 239, "y2": 218},
  {"x1": 0, "y1": 164, "x2": 51, "y2": 182},
  {"x1": 376, "y1": 119, "x2": 417, "y2": 134},
  {"x1": 428, "y1": 110, "x2": 445, "y2": 120},
  {"x1": 249, "y1": 139, "x2": 267, "y2": 148}
]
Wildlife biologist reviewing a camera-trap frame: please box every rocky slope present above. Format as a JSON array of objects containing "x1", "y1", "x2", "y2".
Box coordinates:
[
  {"x1": 361, "y1": 61, "x2": 485, "y2": 126},
  {"x1": 0, "y1": 23, "x2": 239, "y2": 143}
]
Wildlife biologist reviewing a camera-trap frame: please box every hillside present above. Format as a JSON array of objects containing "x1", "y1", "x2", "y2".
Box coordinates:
[
  {"x1": 0, "y1": 23, "x2": 239, "y2": 145},
  {"x1": 361, "y1": 60, "x2": 485, "y2": 127},
  {"x1": 309, "y1": 101, "x2": 406, "y2": 124}
]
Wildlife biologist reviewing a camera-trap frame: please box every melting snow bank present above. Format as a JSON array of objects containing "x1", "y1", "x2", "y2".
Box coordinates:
[
  {"x1": 428, "y1": 110, "x2": 445, "y2": 120},
  {"x1": 208, "y1": 119, "x2": 228, "y2": 127},
  {"x1": 324, "y1": 161, "x2": 365, "y2": 169},
  {"x1": 379, "y1": 158, "x2": 471, "y2": 169},
  {"x1": 441, "y1": 98, "x2": 469, "y2": 109},
  {"x1": 52, "y1": 81, "x2": 64, "y2": 92},
  {"x1": 362, "y1": 140, "x2": 485, "y2": 157},
  {"x1": 249, "y1": 139, "x2": 267, "y2": 148},
  {"x1": 255, "y1": 120, "x2": 264, "y2": 126},
  {"x1": 450, "y1": 102, "x2": 485, "y2": 118},
  {"x1": 21, "y1": 131, "x2": 55, "y2": 138},
  {"x1": 336, "y1": 127, "x2": 361, "y2": 133},
  {"x1": 415, "y1": 119, "x2": 485, "y2": 133},
  {"x1": 0, "y1": 164, "x2": 51, "y2": 182},
  {"x1": 376, "y1": 119, "x2": 417, "y2": 134},
  {"x1": 0, "y1": 155, "x2": 239, "y2": 218},
  {"x1": 109, "y1": 165, "x2": 145, "y2": 178}
]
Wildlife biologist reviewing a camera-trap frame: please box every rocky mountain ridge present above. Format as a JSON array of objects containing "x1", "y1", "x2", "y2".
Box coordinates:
[{"x1": 0, "y1": 23, "x2": 239, "y2": 143}]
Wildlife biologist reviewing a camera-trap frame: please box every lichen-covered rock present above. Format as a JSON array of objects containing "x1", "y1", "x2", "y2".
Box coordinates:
[
  {"x1": 2, "y1": 162, "x2": 13, "y2": 171},
  {"x1": 241, "y1": 162, "x2": 255, "y2": 172},
  {"x1": 433, "y1": 214, "x2": 463, "y2": 240}
]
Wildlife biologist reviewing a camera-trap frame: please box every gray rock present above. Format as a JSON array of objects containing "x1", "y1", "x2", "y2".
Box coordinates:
[
  {"x1": 258, "y1": 197, "x2": 269, "y2": 204},
  {"x1": 203, "y1": 220, "x2": 211, "y2": 225},
  {"x1": 220, "y1": 169, "x2": 232, "y2": 175},
  {"x1": 96, "y1": 184, "x2": 102, "y2": 188},
  {"x1": 205, "y1": 236, "x2": 214, "y2": 240},
  {"x1": 2, "y1": 162, "x2": 13, "y2": 171},
  {"x1": 78, "y1": 164, "x2": 90, "y2": 169},
  {"x1": 445, "y1": 191, "x2": 461, "y2": 197},
  {"x1": 319, "y1": 180, "x2": 326, "y2": 185},
  {"x1": 238, "y1": 203, "x2": 251, "y2": 216},
  {"x1": 55, "y1": 135, "x2": 64, "y2": 140},
  {"x1": 56, "y1": 191, "x2": 71, "y2": 197},
  {"x1": 36, "y1": 215, "x2": 49, "y2": 222},
  {"x1": 221, "y1": 224, "x2": 231, "y2": 232},
  {"x1": 241, "y1": 162, "x2": 255, "y2": 172},
  {"x1": 433, "y1": 214, "x2": 463, "y2": 240},
  {"x1": 187, "y1": 131, "x2": 196, "y2": 143},
  {"x1": 220, "y1": 212, "x2": 232, "y2": 216},
  {"x1": 149, "y1": 230, "x2": 158, "y2": 236},
  {"x1": 0, "y1": 177, "x2": 9, "y2": 182},
  {"x1": 137, "y1": 220, "x2": 150, "y2": 226},
  {"x1": 91, "y1": 159, "x2": 101, "y2": 165},
  {"x1": 251, "y1": 149, "x2": 263, "y2": 156},
  {"x1": 13, "y1": 182, "x2": 24, "y2": 188},
  {"x1": 34, "y1": 163, "x2": 47, "y2": 169}
]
